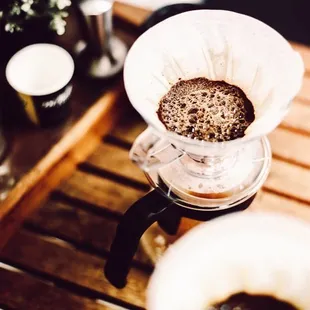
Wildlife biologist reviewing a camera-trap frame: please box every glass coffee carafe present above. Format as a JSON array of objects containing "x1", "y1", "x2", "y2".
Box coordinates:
[{"x1": 105, "y1": 10, "x2": 304, "y2": 288}]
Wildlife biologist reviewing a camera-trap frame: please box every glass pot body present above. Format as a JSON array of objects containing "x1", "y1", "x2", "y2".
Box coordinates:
[
  {"x1": 131, "y1": 126, "x2": 271, "y2": 211},
  {"x1": 129, "y1": 125, "x2": 271, "y2": 263}
]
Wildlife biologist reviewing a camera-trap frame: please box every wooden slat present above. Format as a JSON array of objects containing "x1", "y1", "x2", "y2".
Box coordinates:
[
  {"x1": 250, "y1": 190, "x2": 310, "y2": 222},
  {"x1": 58, "y1": 170, "x2": 145, "y2": 215},
  {"x1": 298, "y1": 75, "x2": 310, "y2": 102},
  {"x1": 26, "y1": 200, "x2": 151, "y2": 266},
  {"x1": 282, "y1": 100, "x2": 310, "y2": 134},
  {"x1": 291, "y1": 42, "x2": 310, "y2": 73},
  {"x1": 114, "y1": 1, "x2": 151, "y2": 28},
  {"x1": 0, "y1": 266, "x2": 117, "y2": 310},
  {"x1": 0, "y1": 89, "x2": 121, "y2": 221},
  {"x1": 86, "y1": 143, "x2": 148, "y2": 185},
  {"x1": 110, "y1": 112, "x2": 147, "y2": 145},
  {"x1": 265, "y1": 158, "x2": 310, "y2": 204},
  {"x1": 0, "y1": 152, "x2": 88, "y2": 252},
  {"x1": 77, "y1": 156, "x2": 310, "y2": 215},
  {"x1": 269, "y1": 127, "x2": 310, "y2": 167},
  {"x1": 0, "y1": 230, "x2": 147, "y2": 308},
  {"x1": 0, "y1": 89, "x2": 124, "y2": 251}
]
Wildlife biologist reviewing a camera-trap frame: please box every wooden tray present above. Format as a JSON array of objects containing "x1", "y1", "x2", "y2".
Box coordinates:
[
  {"x1": 0, "y1": 2, "x2": 140, "y2": 249},
  {"x1": 1, "y1": 5, "x2": 310, "y2": 310}
]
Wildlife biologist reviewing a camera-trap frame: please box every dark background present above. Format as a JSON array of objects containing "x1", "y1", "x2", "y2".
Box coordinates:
[
  {"x1": 207, "y1": 0, "x2": 310, "y2": 45},
  {"x1": 142, "y1": 0, "x2": 310, "y2": 45}
]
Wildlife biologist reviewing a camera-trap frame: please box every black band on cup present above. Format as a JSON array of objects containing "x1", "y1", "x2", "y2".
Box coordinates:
[{"x1": 18, "y1": 83, "x2": 72, "y2": 127}]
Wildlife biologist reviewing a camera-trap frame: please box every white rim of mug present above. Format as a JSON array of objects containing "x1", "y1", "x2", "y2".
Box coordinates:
[
  {"x1": 79, "y1": 0, "x2": 113, "y2": 16},
  {"x1": 6, "y1": 43, "x2": 75, "y2": 97}
]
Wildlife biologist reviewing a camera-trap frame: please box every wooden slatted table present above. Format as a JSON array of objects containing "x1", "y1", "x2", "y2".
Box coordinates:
[{"x1": 1, "y1": 8, "x2": 310, "y2": 310}]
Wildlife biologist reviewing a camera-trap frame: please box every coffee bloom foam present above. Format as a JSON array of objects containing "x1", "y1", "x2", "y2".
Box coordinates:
[
  {"x1": 124, "y1": 10, "x2": 304, "y2": 142},
  {"x1": 147, "y1": 212, "x2": 310, "y2": 310}
]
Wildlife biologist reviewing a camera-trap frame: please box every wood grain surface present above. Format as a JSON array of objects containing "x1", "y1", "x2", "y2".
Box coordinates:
[
  {"x1": 0, "y1": 230, "x2": 148, "y2": 309},
  {"x1": 0, "y1": 87, "x2": 125, "y2": 250},
  {"x1": 58, "y1": 170, "x2": 145, "y2": 215},
  {"x1": 1, "y1": 4, "x2": 310, "y2": 310},
  {"x1": 0, "y1": 265, "x2": 116, "y2": 310},
  {"x1": 114, "y1": 1, "x2": 151, "y2": 27},
  {"x1": 2, "y1": 81, "x2": 310, "y2": 308},
  {"x1": 25, "y1": 199, "x2": 151, "y2": 266},
  {"x1": 85, "y1": 143, "x2": 148, "y2": 185}
]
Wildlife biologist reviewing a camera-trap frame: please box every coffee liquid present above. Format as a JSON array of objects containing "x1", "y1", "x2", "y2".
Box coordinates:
[
  {"x1": 209, "y1": 293, "x2": 297, "y2": 310},
  {"x1": 158, "y1": 78, "x2": 255, "y2": 142}
]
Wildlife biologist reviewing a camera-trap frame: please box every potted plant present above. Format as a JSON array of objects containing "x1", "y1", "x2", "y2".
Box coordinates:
[{"x1": 0, "y1": 0, "x2": 71, "y2": 63}]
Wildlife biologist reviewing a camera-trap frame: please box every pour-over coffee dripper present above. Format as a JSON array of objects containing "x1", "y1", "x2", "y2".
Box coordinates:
[{"x1": 104, "y1": 10, "x2": 304, "y2": 288}]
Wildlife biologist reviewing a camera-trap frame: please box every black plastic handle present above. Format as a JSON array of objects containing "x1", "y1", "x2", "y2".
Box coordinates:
[
  {"x1": 105, "y1": 190, "x2": 256, "y2": 288},
  {"x1": 104, "y1": 190, "x2": 174, "y2": 288}
]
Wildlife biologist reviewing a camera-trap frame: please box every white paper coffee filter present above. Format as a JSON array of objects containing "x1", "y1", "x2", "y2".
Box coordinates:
[
  {"x1": 147, "y1": 212, "x2": 310, "y2": 310},
  {"x1": 124, "y1": 10, "x2": 304, "y2": 140}
]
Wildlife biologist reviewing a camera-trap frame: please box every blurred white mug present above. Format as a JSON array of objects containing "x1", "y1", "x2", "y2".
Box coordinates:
[{"x1": 147, "y1": 212, "x2": 310, "y2": 310}]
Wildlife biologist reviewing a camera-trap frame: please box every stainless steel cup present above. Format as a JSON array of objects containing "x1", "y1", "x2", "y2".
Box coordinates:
[{"x1": 79, "y1": 0, "x2": 127, "y2": 78}]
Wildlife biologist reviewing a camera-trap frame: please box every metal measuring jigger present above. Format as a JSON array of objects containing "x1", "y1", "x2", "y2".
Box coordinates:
[{"x1": 78, "y1": 0, "x2": 127, "y2": 78}]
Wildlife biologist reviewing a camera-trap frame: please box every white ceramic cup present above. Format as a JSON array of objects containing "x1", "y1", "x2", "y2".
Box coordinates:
[
  {"x1": 147, "y1": 212, "x2": 310, "y2": 310},
  {"x1": 6, "y1": 43, "x2": 75, "y2": 127}
]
